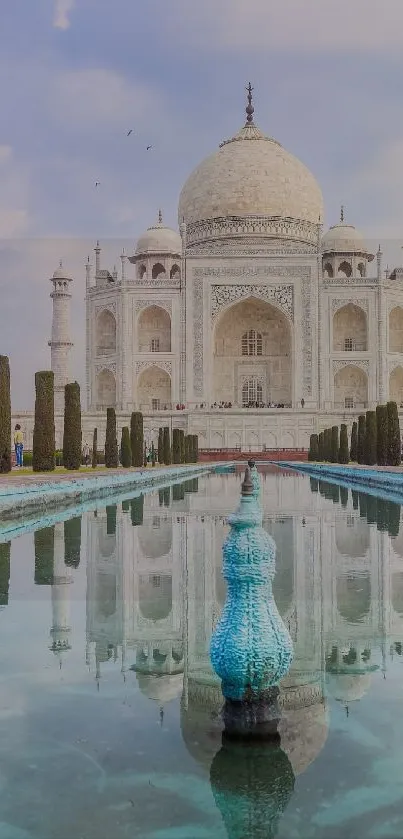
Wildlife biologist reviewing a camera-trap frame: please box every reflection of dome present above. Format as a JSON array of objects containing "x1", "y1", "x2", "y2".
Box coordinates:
[
  {"x1": 178, "y1": 113, "x2": 323, "y2": 242},
  {"x1": 326, "y1": 672, "x2": 372, "y2": 703},
  {"x1": 137, "y1": 521, "x2": 172, "y2": 559},
  {"x1": 135, "y1": 217, "x2": 182, "y2": 256},
  {"x1": 322, "y1": 222, "x2": 373, "y2": 259},
  {"x1": 136, "y1": 672, "x2": 183, "y2": 703}
]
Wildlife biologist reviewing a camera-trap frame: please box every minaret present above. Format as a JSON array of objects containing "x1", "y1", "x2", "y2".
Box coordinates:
[{"x1": 49, "y1": 261, "x2": 73, "y2": 413}]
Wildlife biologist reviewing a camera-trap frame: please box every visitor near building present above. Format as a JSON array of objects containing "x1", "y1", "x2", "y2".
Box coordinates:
[{"x1": 13, "y1": 424, "x2": 24, "y2": 467}]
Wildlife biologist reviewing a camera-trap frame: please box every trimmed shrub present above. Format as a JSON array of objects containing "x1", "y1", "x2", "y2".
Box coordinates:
[
  {"x1": 376, "y1": 405, "x2": 388, "y2": 466},
  {"x1": 193, "y1": 435, "x2": 199, "y2": 463},
  {"x1": 130, "y1": 495, "x2": 144, "y2": 526},
  {"x1": 183, "y1": 435, "x2": 189, "y2": 463},
  {"x1": 163, "y1": 427, "x2": 171, "y2": 464},
  {"x1": 130, "y1": 412, "x2": 143, "y2": 467},
  {"x1": 64, "y1": 517, "x2": 82, "y2": 568},
  {"x1": 324, "y1": 428, "x2": 331, "y2": 461},
  {"x1": 158, "y1": 428, "x2": 163, "y2": 463},
  {"x1": 357, "y1": 415, "x2": 366, "y2": 465},
  {"x1": 330, "y1": 426, "x2": 339, "y2": 463},
  {"x1": 338, "y1": 424, "x2": 349, "y2": 464},
  {"x1": 63, "y1": 382, "x2": 82, "y2": 470},
  {"x1": 387, "y1": 401, "x2": 401, "y2": 466},
  {"x1": 120, "y1": 426, "x2": 132, "y2": 467},
  {"x1": 0, "y1": 357, "x2": 11, "y2": 473},
  {"x1": 106, "y1": 505, "x2": 117, "y2": 535},
  {"x1": 365, "y1": 411, "x2": 377, "y2": 465},
  {"x1": 151, "y1": 442, "x2": 156, "y2": 466},
  {"x1": 105, "y1": 408, "x2": 118, "y2": 468},
  {"x1": 318, "y1": 432, "x2": 324, "y2": 461},
  {"x1": 0, "y1": 542, "x2": 10, "y2": 606},
  {"x1": 350, "y1": 421, "x2": 358, "y2": 462},
  {"x1": 34, "y1": 526, "x2": 55, "y2": 585},
  {"x1": 173, "y1": 428, "x2": 181, "y2": 464},
  {"x1": 33, "y1": 371, "x2": 55, "y2": 472},
  {"x1": 180, "y1": 430, "x2": 186, "y2": 463},
  {"x1": 143, "y1": 442, "x2": 148, "y2": 467},
  {"x1": 92, "y1": 428, "x2": 98, "y2": 468},
  {"x1": 308, "y1": 434, "x2": 319, "y2": 461}
]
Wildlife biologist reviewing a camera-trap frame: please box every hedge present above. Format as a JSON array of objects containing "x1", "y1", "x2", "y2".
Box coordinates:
[
  {"x1": 105, "y1": 408, "x2": 118, "y2": 468},
  {"x1": 0, "y1": 357, "x2": 11, "y2": 473},
  {"x1": 63, "y1": 382, "x2": 82, "y2": 470},
  {"x1": 318, "y1": 432, "x2": 324, "y2": 461},
  {"x1": 387, "y1": 401, "x2": 401, "y2": 466},
  {"x1": 357, "y1": 415, "x2": 366, "y2": 465},
  {"x1": 131, "y1": 412, "x2": 143, "y2": 467},
  {"x1": 365, "y1": 410, "x2": 377, "y2": 466},
  {"x1": 33, "y1": 371, "x2": 55, "y2": 472},
  {"x1": 338, "y1": 424, "x2": 349, "y2": 464},
  {"x1": 120, "y1": 426, "x2": 132, "y2": 467},
  {"x1": 376, "y1": 405, "x2": 388, "y2": 466},
  {"x1": 350, "y1": 421, "x2": 358, "y2": 462},
  {"x1": 157, "y1": 428, "x2": 163, "y2": 464}
]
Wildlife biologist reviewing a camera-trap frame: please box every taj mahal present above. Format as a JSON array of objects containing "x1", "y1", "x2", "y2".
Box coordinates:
[{"x1": 14, "y1": 85, "x2": 403, "y2": 450}]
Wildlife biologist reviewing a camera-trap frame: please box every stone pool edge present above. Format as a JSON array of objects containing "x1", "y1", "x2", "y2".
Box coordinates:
[
  {"x1": 0, "y1": 463, "x2": 227, "y2": 522},
  {"x1": 275, "y1": 461, "x2": 403, "y2": 497}
]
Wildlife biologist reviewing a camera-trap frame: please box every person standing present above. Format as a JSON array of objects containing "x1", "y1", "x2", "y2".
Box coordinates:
[{"x1": 13, "y1": 424, "x2": 24, "y2": 467}]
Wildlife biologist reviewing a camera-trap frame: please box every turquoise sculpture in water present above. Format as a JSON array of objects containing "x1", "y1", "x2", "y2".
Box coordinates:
[
  {"x1": 248, "y1": 458, "x2": 261, "y2": 499},
  {"x1": 210, "y1": 465, "x2": 293, "y2": 736}
]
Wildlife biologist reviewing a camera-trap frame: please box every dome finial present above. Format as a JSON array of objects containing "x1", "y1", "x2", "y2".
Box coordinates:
[
  {"x1": 158, "y1": 209, "x2": 163, "y2": 224},
  {"x1": 340, "y1": 204, "x2": 344, "y2": 223},
  {"x1": 245, "y1": 82, "x2": 255, "y2": 124}
]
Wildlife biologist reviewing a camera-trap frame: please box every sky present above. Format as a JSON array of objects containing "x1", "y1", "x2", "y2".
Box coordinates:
[{"x1": 4, "y1": 0, "x2": 403, "y2": 408}]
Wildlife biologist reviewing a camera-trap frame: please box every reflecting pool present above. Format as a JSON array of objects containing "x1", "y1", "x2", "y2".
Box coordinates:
[{"x1": 2, "y1": 466, "x2": 403, "y2": 838}]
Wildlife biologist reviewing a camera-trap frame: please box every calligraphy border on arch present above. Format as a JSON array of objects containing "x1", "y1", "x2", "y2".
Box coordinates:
[{"x1": 210, "y1": 284, "x2": 294, "y2": 322}]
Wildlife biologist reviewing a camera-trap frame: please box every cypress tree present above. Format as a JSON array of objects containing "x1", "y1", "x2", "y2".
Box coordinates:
[
  {"x1": 191, "y1": 434, "x2": 198, "y2": 463},
  {"x1": 34, "y1": 526, "x2": 55, "y2": 585},
  {"x1": 308, "y1": 434, "x2": 319, "y2": 461},
  {"x1": 105, "y1": 407, "x2": 118, "y2": 468},
  {"x1": 163, "y1": 427, "x2": 171, "y2": 464},
  {"x1": 357, "y1": 415, "x2": 366, "y2": 465},
  {"x1": 318, "y1": 432, "x2": 324, "y2": 461},
  {"x1": 143, "y1": 442, "x2": 148, "y2": 467},
  {"x1": 0, "y1": 356, "x2": 11, "y2": 473},
  {"x1": 130, "y1": 494, "x2": 144, "y2": 526},
  {"x1": 106, "y1": 505, "x2": 117, "y2": 535},
  {"x1": 365, "y1": 410, "x2": 377, "y2": 465},
  {"x1": 92, "y1": 428, "x2": 98, "y2": 468},
  {"x1": 120, "y1": 426, "x2": 132, "y2": 467},
  {"x1": 330, "y1": 426, "x2": 339, "y2": 463},
  {"x1": 158, "y1": 428, "x2": 163, "y2": 463},
  {"x1": 358, "y1": 492, "x2": 368, "y2": 518},
  {"x1": 387, "y1": 401, "x2": 401, "y2": 466},
  {"x1": 338, "y1": 424, "x2": 349, "y2": 464},
  {"x1": 33, "y1": 371, "x2": 55, "y2": 472},
  {"x1": 376, "y1": 405, "x2": 388, "y2": 466},
  {"x1": 183, "y1": 435, "x2": 189, "y2": 463},
  {"x1": 0, "y1": 542, "x2": 10, "y2": 606},
  {"x1": 62, "y1": 382, "x2": 82, "y2": 470},
  {"x1": 350, "y1": 421, "x2": 358, "y2": 462},
  {"x1": 151, "y1": 442, "x2": 156, "y2": 466},
  {"x1": 340, "y1": 486, "x2": 348, "y2": 508},
  {"x1": 324, "y1": 428, "x2": 331, "y2": 461},
  {"x1": 64, "y1": 517, "x2": 82, "y2": 568},
  {"x1": 173, "y1": 428, "x2": 181, "y2": 464},
  {"x1": 130, "y1": 412, "x2": 143, "y2": 467}
]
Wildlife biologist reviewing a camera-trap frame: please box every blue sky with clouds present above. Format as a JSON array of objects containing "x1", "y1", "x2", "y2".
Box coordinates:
[{"x1": 3, "y1": 0, "x2": 403, "y2": 407}]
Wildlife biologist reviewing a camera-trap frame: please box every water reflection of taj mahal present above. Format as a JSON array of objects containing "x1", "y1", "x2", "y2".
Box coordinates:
[{"x1": 45, "y1": 471, "x2": 403, "y2": 776}]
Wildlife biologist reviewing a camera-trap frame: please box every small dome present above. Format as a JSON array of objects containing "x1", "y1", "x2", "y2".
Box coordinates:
[
  {"x1": 52, "y1": 260, "x2": 72, "y2": 281},
  {"x1": 135, "y1": 212, "x2": 182, "y2": 256},
  {"x1": 322, "y1": 216, "x2": 373, "y2": 259},
  {"x1": 136, "y1": 672, "x2": 183, "y2": 702},
  {"x1": 326, "y1": 672, "x2": 372, "y2": 703}
]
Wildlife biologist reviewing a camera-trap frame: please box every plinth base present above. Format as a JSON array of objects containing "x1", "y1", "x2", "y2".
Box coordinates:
[{"x1": 222, "y1": 686, "x2": 281, "y2": 740}]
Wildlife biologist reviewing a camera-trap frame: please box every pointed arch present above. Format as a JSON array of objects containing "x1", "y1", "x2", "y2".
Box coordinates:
[
  {"x1": 96, "y1": 368, "x2": 116, "y2": 408},
  {"x1": 390, "y1": 365, "x2": 403, "y2": 406},
  {"x1": 137, "y1": 365, "x2": 171, "y2": 411},
  {"x1": 389, "y1": 306, "x2": 403, "y2": 353},
  {"x1": 137, "y1": 305, "x2": 171, "y2": 353},
  {"x1": 334, "y1": 364, "x2": 368, "y2": 410},
  {"x1": 333, "y1": 304, "x2": 367, "y2": 352},
  {"x1": 96, "y1": 309, "x2": 116, "y2": 354},
  {"x1": 152, "y1": 262, "x2": 166, "y2": 279}
]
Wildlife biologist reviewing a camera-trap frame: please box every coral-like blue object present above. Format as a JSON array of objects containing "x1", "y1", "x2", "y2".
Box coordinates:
[{"x1": 210, "y1": 467, "x2": 293, "y2": 701}]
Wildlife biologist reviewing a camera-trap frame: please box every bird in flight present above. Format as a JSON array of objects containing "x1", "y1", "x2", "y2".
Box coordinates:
[
  {"x1": 127, "y1": 129, "x2": 133, "y2": 136},
  {"x1": 146, "y1": 145, "x2": 153, "y2": 151},
  {"x1": 95, "y1": 181, "x2": 100, "y2": 187}
]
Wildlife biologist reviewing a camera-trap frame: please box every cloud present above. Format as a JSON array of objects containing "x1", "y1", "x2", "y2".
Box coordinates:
[
  {"x1": 0, "y1": 146, "x2": 30, "y2": 237},
  {"x1": 53, "y1": 0, "x2": 75, "y2": 30},
  {"x1": 168, "y1": 0, "x2": 403, "y2": 52}
]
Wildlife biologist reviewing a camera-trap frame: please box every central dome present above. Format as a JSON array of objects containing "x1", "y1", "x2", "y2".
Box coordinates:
[{"x1": 178, "y1": 97, "x2": 323, "y2": 246}]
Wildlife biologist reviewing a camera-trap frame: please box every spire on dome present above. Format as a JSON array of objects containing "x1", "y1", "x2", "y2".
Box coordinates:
[
  {"x1": 340, "y1": 205, "x2": 344, "y2": 223},
  {"x1": 245, "y1": 82, "x2": 254, "y2": 124},
  {"x1": 158, "y1": 209, "x2": 163, "y2": 224}
]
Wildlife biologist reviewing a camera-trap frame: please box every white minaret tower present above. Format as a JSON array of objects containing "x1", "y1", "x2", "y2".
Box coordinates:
[{"x1": 49, "y1": 261, "x2": 73, "y2": 413}]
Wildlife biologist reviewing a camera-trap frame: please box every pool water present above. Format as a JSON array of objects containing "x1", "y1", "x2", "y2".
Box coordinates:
[{"x1": 1, "y1": 466, "x2": 403, "y2": 838}]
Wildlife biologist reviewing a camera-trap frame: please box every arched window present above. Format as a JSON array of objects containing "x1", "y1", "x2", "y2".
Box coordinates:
[
  {"x1": 242, "y1": 378, "x2": 263, "y2": 406},
  {"x1": 323, "y1": 262, "x2": 333, "y2": 278},
  {"x1": 170, "y1": 264, "x2": 180, "y2": 280},
  {"x1": 152, "y1": 262, "x2": 166, "y2": 279},
  {"x1": 241, "y1": 329, "x2": 263, "y2": 356},
  {"x1": 138, "y1": 264, "x2": 147, "y2": 280}
]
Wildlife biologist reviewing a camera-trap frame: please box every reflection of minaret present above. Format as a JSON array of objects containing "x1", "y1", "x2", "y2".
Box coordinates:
[
  {"x1": 48, "y1": 261, "x2": 74, "y2": 414},
  {"x1": 49, "y1": 523, "x2": 73, "y2": 659},
  {"x1": 0, "y1": 542, "x2": 11, "y2": 608}
]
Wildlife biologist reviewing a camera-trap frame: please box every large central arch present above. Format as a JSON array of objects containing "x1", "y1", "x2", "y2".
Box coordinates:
[{"x1": 213, "y1": 298, "x2": 292, "y2": 406}]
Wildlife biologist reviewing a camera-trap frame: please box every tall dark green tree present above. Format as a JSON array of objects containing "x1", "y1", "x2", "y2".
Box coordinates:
[
  {"x1": 105, "y1": 407, "x2": 119, "y2": 468},
  {"x1": 106, "y1": 505, "x2": 117, "y2": 535},
  {"x1": 350, "y1": 421, "x2": 358, "y2": 462},
  {"x1": 64, "y1": 517, "x2": 82, "y2": 568},
  {"x1": 330, "y1": 427, "x2": 339, "y2": 463},
  {"x1": 308, "y1": 434, "x2": 319, "y2": 461},
  {"x1": 340, "y1": 486, "x2": 349, "y2": 508},
  {"x1": 130, "y1": 494, "x2": 144, "y2": 526},
  {"x1": 318, "y1": 432, "x2": 324, "y2": 461},
  {"x1": 130, "y1": 412, "x2": 143, "y2": 467},
  {"x1": 33, "y1": 371, "x2": 55, "y2": 472},
  {"x1": 151, "y1": 442, "x2": 156, "y2": 466},
  {"x1": 0, "y1": 356, "x2": 11, "y2": 473},
  {"x1": 163, "y1": 426, "x2": 171, "y2": 464},
  {"x1": 183, "y1": 435, "x2": 190, "y2": 463},
  {"x1": 92, "y1": 428, "x2": 98, "y2": 468},
  {"x1": 357, "y1": 415, "x2": 366, "y2": 465},
  {"x1": 387, "y1": 401, "x2": 401, "y2": 466},
  {"x1": 157, "y1": 428, "x2": 163, "y2": 463},
  {"x1": 0, "y1": 543, "x2": 10, "y2": 606},
  {"x1": 120, "y1": 426, "x2": 132, "y2": 467},
  {"x1": 338, "y1": 424, "x2": 349, "y2": 464},
  {"x1": 365, "y1": 410, "x2": 377, "y2": 465},
  {"x1": 325, "y1": 429, "x2": 332, "y2": 461},
  {"x1": 172, "y1": 428, "x2": 181, "y2": 464},
  {"x1": 376, "y1": 405, "x2": 388, "y2": 466},
  {"x1": 34, "y1": 526, "x2": 55, "y2": 585},
  {"x1": 62, "y1": 382, "x2": 82, "y2": 470}
]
